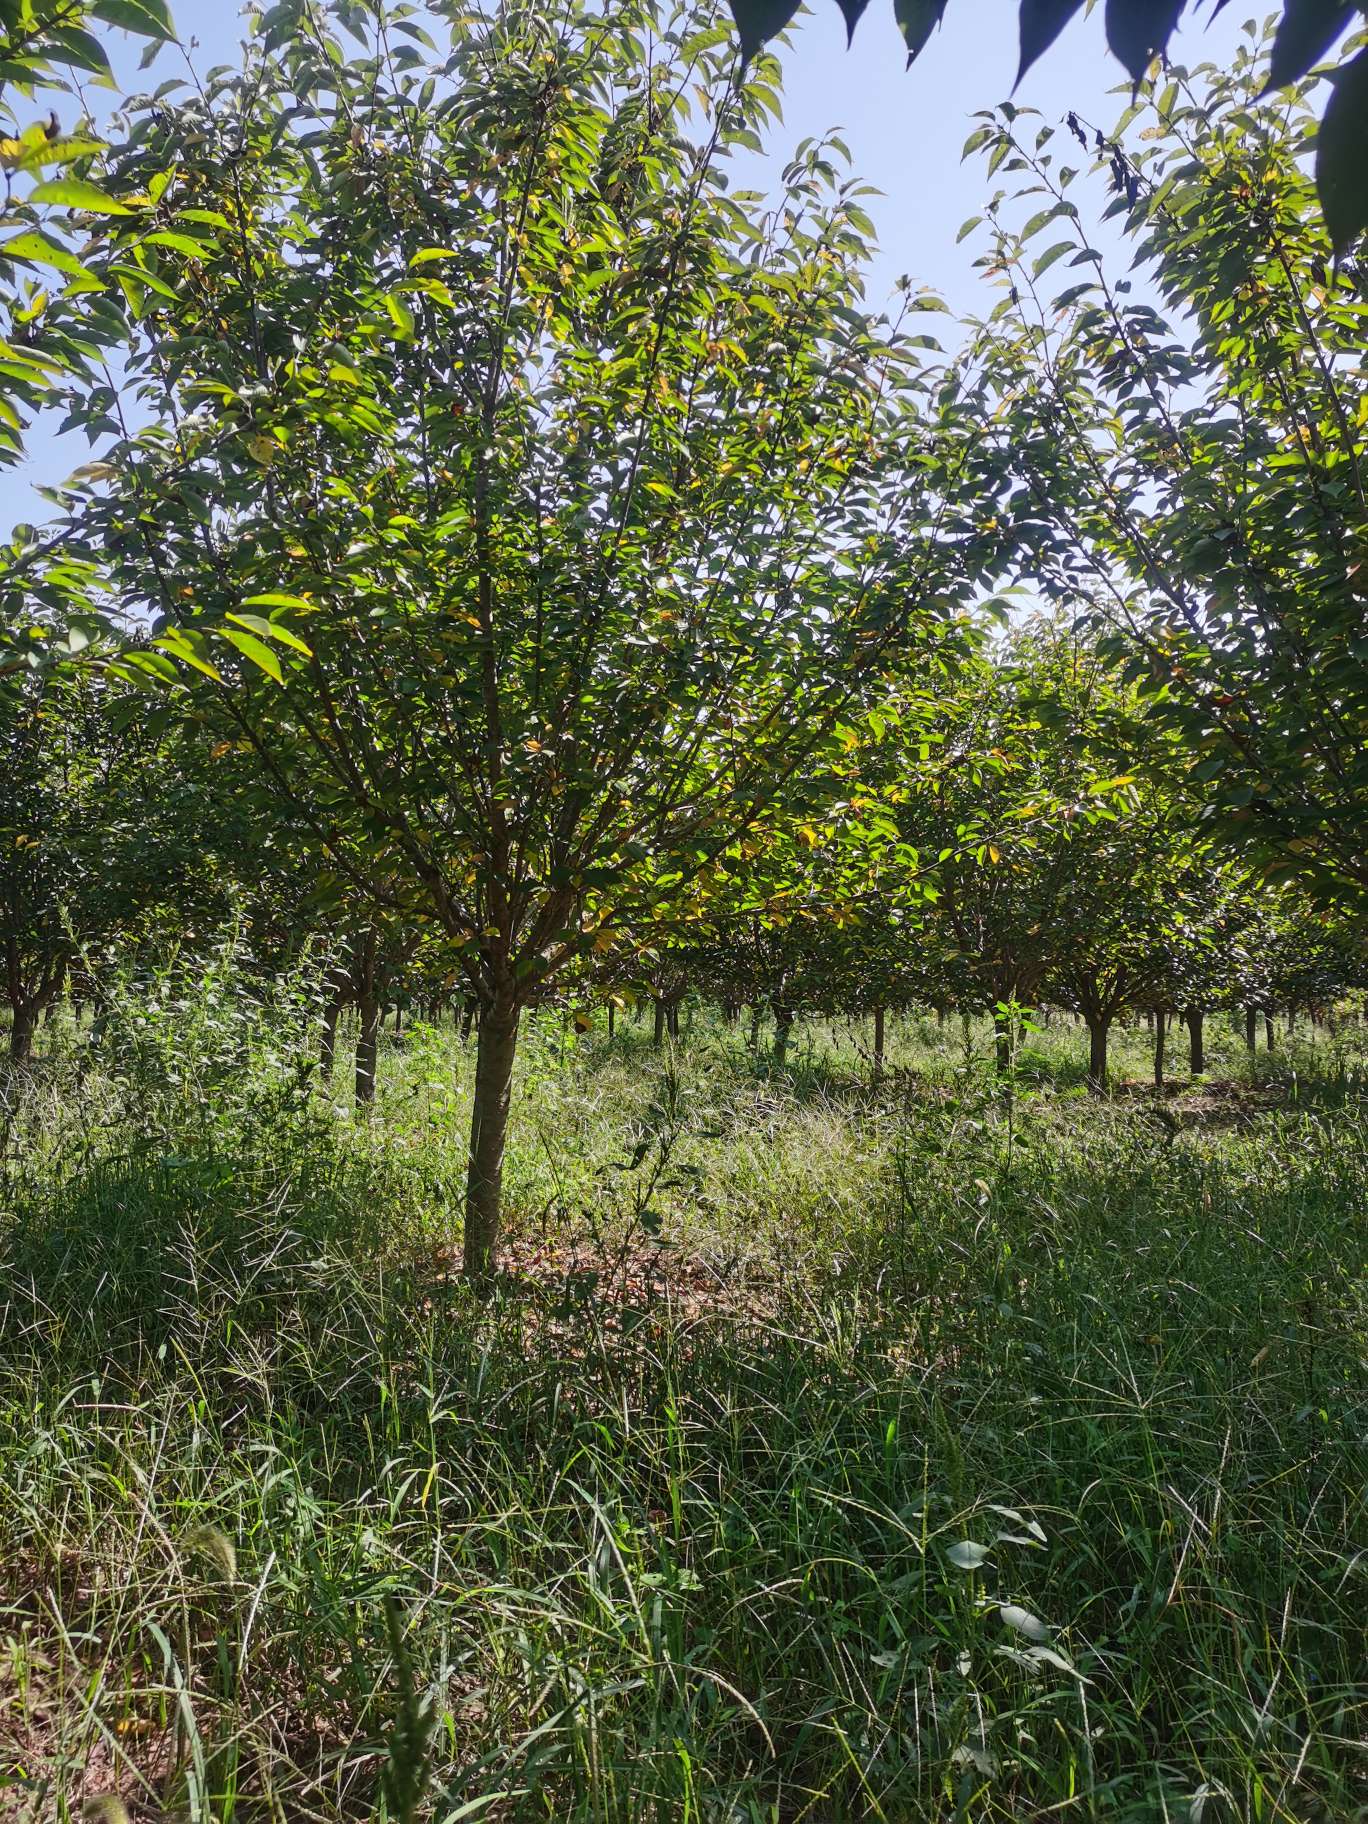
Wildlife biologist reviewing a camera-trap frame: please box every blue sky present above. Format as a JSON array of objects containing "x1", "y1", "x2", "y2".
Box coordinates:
[{"x1": 3, "y1": 0, "x2": 1257, "y2": 526}]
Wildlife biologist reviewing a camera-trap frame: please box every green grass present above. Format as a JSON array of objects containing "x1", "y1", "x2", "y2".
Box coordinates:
[{"x1": 1, "y1": 1006, "x2": 1365, "y2": 1821}]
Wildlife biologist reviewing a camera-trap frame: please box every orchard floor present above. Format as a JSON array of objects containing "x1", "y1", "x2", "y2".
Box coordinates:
[{"x1": 1, "y1": 1010, "x2": 1365, "y2": 1822}]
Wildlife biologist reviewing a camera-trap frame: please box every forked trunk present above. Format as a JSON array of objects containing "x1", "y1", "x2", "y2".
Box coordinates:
[
  {"x1": 1186, "y1": 1007, "x2": 1205, "y2": 1076},
  {"x1": 464, "y1": 1000, "x2": 520, "y2": 1282}
]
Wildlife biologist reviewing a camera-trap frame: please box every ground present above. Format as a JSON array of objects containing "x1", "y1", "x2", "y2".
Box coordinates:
[{"x1": 1, "y1": 1007, "x2": 1365, "y2": 1822}]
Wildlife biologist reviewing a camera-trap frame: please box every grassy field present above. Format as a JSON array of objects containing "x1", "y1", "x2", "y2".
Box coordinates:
[{"x1": 1, "y1": 1000, "x2": 1365, "y2": 1822}]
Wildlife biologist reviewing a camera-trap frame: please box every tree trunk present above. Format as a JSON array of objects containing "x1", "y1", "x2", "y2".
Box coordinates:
[
  {"x1": 872, "y1": 1005, "x2": 886, "y2": 1083},
  {"x1": 1287, "y1": 1007, "x2": 1297, "y2": 1036},
  {"x1": 1153, "y1": 1010, "x2": 1166, "y2": 1088},
  {"x1": 772, "y1": 1003, "x2": 794, "y2": 1068},
  {"x1": 1244, "y1": 1005, "x2": 1257, "y2": 1056},
  {"x1": 463, "y1": 1000, "x2": 520, "y2": 1281},
  {"x1": 748, "y1": 1004, "x2": 762, "y2": 1052},
  {"x1": 8, "y1": 1004, "x2": 36, "y2": 1065},
  {"x1": 461, "y1": 1001, "x2": 475, "y2": 1044},
  {"x1": 1186, "y1": 1007, "x2": 1205, "y2": 1076},
  {"x1": 607, "y1": 1001, "x2": 616, "y2": 1039},
  {"x1": 1264, "y1": 1012, "x2": 1275, "y2": 1052},
  {"x1": 653, "y1": 999, "x2": 666, "y2": 1046},
  {"x1": 320, "y1": 1000, "x2": 339, "y2": 1082},
  {"x1": 1087, "y1": 1016, "x2": 1110, "y2": 1093},
  {"x1": 355, "y1": 994, "x2": 380, "y2": 1107},
  {"x1": 667, "y1": 998, "x2": 680, "y2": 1040}
]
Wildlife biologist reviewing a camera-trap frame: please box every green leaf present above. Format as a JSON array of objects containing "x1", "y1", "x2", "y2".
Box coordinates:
[
  {"x1": 242, "y1": 592, "x2": 316, "y2": 612},
  {"x1": 143, "y1": 230, "x2": 216, "y2": 256},
  {"x1": 220, "y1": 626, "x2": 284, "y2": 683},
  {"x1": 155, "y1": 630, "x2": 224, "y2": 682},
  {"x1": 226, "y1": 611, "x2": 312, "y2": 655},
  {"x1": 895, "y1": 0, "x2": 949, "y2": 64},
  {"x1": 1316, "y1": 44, "x2": 1368, "y2": 255},
  {"x1": 1015, "y1": 0, "x2": 1086, "y2": 88},
  {"x1": 947, "y1": 1539, "x2": 990, "y2": 1570},
  {"x1": 1104, "y1": 0, "x2": 1183, "y2": 82},
  {"x1": 834, "y1": 0, "x2": 870, "y2": 46},
  {"x1": 43, "y1": 24, "x2": 115, "y2": 78},
  {"x1": 0, "y1": 230, "x2": 98, "y2": 283},
  {"x1": 29, "y1": 177, "x2": 137, "y2": 214},
  {"x1": 90, "y1": 0, "x2": 175, "y2": 39},
  {"x1": 725, "y1": 0, "x2": 801, "y2": 60}
]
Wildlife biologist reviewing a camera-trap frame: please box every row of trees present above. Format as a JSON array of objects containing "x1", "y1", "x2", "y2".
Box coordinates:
[
  {"x1": 2, "y1": 0, "x2": 1365, "y2": 1275},
  {"x1": 9, "y1": 623, "x2": 1361, "y2": 1092}
]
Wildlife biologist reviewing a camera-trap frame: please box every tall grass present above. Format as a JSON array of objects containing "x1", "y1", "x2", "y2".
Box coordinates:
[{"x1": 1, "y1": 1002, "x2": 1364, "y2": 1821}]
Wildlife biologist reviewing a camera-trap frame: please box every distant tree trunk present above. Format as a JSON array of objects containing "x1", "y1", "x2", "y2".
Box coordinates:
[
  {"x1": 1153, "y1": 1009, "x2": 1166, "y2": 1088},
  {"x1": 667, "y1": 998, "x2": 680, "y2": 1039},
  {"x1": 1087, "y1": 1016, "x2": 1110, "y2": 1093},
  {"x1": 1287, "y1": 1007, "x2": 1297, "y2": 1037},
  {"x1": 936, "y1": 1004, "x2": 946, "y2": 1028},
  {"x1": 1244, "y1": 1005, "x2": 1257, "y2": 1056},
  {"x1": 319, "y1": 999, "x2": 339, "y2": 1081},
  {"x1": 394, "y1": 1005, "x2": 403, "y2": 1037},
  {"x1": 1186, "y1": 1007, "x2": 1205, "y2": 1076},
  {"x1": 355, "y1": 994, "x2": 380, "y2": 1107},
  {"x1": 1264, "y1": 1012, "x2": 1275, "y2": 1052},
  {"x1": 461, "y1": 1000, "x2": 475, "y2": 1044},
  {"x1": 772, "y1": 1002, "x2": 794, "y2": 1068},
  {"x1": 872, "y1": 1005, "x2": 886, "y2": 1083},
  {"x1": 607, "y1": 1001, "x2": 616, "y2": 1038},
  {"x1": 1145, "y1": 1009, "x2": 1154, "y2": 1031},
  {"x1": 653, "y1": 999, "x2": 667, "y2": 1046},
  {"x1": 722, "y1": 1001, "x2": 738, "y2": 1026},
  {"x1": 464, "y1": 997, "x2": 520, "y2": 1282},
  {"x1": 748, "y1": 1004, "x2": 762, "y2": 1052}
]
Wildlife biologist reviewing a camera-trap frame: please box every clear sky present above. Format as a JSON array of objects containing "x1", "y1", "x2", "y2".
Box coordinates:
[{"x1": 2, "y1": 0, "x2": 1258, "y2": 527}]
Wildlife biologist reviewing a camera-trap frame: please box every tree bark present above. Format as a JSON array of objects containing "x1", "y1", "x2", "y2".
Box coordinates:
[
  {"x1": 772, "y1": 1003, "x2": 794, "y2": 1068},
  {"x1": 653, "y1": 999, "x2": 666, "y2": 1046},
  {"x1": 355, "y1": 994, "x2": 380, "y2": 1107},
  {"x1": 1264, "y1": 1012, "x2": 1275, "y2": 1052},
  {"x1": 667, "y1": 998, "x2": 680, "y2": 1040},
  {"x1": 1087, "y1": 1016, "x2": 1110, "y2": 1093},
  {"x1": 748, "y1": 1003, "x2": 762, "y2": 1052},
  {"x1": 1244, "y1": 1005, "x2": 1257, "y2": 1056},
  {"x1": 872, "y1": 1005, "x2": 886, "y2": 1083},
  {"x1": 464, "y1": 999, "x2": 520, "y2": 1281},
  {"x1": 8, "y1": 1004, "x2": 36, "y2": 1065},
  {"x1": 1186, "y1": 1007, "x2": 1205, "y2": 1076},
  {"x1": 607, "y1": 1001, "x2": 616, "y2": 1038},
  {"x1": 1153, "y1": 1010, "x2": 1166, "y2": 1088}
]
